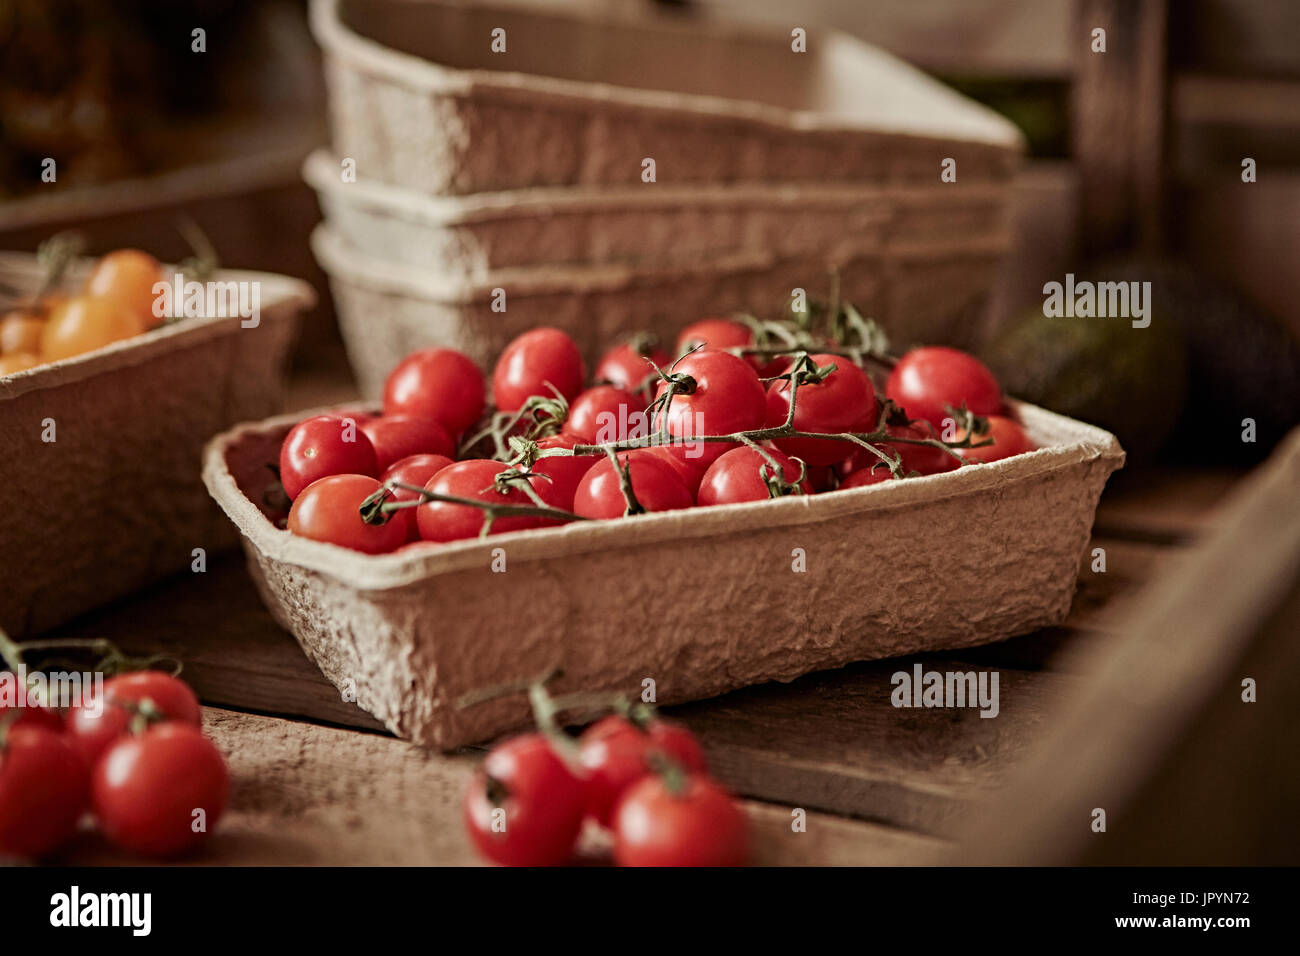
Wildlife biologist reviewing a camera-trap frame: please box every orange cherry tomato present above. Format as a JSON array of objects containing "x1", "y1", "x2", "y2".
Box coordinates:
[
  {"x1": 84, "y1": 249, "x2": 166, "y2": 329},
  {"x1": 0, "y1": 352, "x2": 41, "y2": 375},
  {"x1": 40, "y1": 296, "x2": 145, "y2": 362},
  {"x1": 0, "y1": 311, "x2": 44, "y2": 354}
]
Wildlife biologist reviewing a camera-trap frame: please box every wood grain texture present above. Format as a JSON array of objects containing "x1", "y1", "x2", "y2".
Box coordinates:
[
  {"x1": 37, "y1": 528, "x2": 1190, "y2": 832},
  {"x1": 1072, "y1": 0, "x2": 1169, "y2": 255},
  {"x1": 33, "y1": 466, "x2": 1232, "y2": 854},
  {"x1": 951, "y1": 428, "x2": 1300, "y2": 864},
  {"x1": 55, "y1": 707, "x2": 945, "y2": 866}
]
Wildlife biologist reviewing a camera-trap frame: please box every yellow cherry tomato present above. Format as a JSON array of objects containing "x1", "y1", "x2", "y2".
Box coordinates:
[
  {"x1": 40, "y1": 296, "x2": 145, "y2": 362},
  {"x1": 84, "y1": 249, "x2": 166, "y2": 329},
  {"x1": 0, "y1": 310, "x2": 45, "y2": 355},
  {"x1": 0, "y1": 352, "x2": 41, "y2": 375}
]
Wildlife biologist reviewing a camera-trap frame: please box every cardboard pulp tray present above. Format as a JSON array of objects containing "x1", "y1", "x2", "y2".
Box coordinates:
[
  {"x1": 313, "y1": 0, "x2": 1023, "y2": 195},
  {"x1": 0, "y1": 254, "x2": 314, "y2": 637},
  {"x1": 203, "y1": 401, "x2": 1124, "y2": 750},
  {"x1": 311, "y1": 223, "x2": 1010, "y2": 396},
  {"x1": 304, "y1": 148, "x2": 1011, "y2": 280}
]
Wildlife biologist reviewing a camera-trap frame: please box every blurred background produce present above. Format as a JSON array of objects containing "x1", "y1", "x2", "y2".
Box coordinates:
[{"x1": 2, "y1": 0, "x2": 1297, "y2": 462}]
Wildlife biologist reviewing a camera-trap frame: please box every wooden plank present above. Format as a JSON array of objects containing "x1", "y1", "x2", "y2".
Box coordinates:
[
  {"x1": 37, "y1": 517, "x2": 1180, "y2": 833},
  {"x1": 1170, "y1": 0, "x2": 1300, "y2": 78},
  {"x1": 55, "y1": 707, "x2": 945, "y2": 866},
  {"x1": 672, "y1": 660, "x2": 1074, "y2": 837},
  {"x1": 1092, "y1": 467, "x2": 1242, "y2": 542},
  {"x1": 42, "y1": 554, "x2": 1068, "y2": 834},
  {"x1": 1072, "y1": 0, "x2": 1169, "y2": 255},
  {"x1": 950, "y1": 427, "x2": 1300, "y2": 864}
]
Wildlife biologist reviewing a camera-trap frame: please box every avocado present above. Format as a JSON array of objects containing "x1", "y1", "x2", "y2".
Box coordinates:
[{"x1": 983, "y1": 302, "x2": 1188, "y2": 463}]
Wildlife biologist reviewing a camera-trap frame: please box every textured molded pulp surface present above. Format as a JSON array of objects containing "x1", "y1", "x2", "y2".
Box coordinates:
[
  {"x1": 0, "y1": 254, "x2": 314, "y2": 636},
  {"x1": 204, "y1": 400, "x2": 1123, "y2": 749}
]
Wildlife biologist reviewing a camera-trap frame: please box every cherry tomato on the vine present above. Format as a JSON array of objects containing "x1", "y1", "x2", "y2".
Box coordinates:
[
  {"x1": 572, "y1": 450, "x2": 693, "y2": 520},
  {"x1": 65, "y1": 671, "x2": 201, "y2": 769},
  {"x1": 698, "y1": 445, "x2": 811, "y2": 506},
  {"x1": 613, "y1": 772, "x2": 749, "y2": 867},
  {"x1": 279, "y1": 414, "x2": 379, "y2": 501},
  {"x1": 40, "y1": 296, "x2": 145, "y2": 363},
  {"x1": 529, "y1": 433, "x2": 600, "y2": 511},
  {"x1": 492, "y1": 327, "x2": 585, "y2": 414},
  {"x1": 578, "y1": 715, "x2": 706, "y2": 829},
  {"x1": 0, "y1": 725, "x2": 88, "y2": 859},
  {"x1": 564, "y1": 385, "x2": 643, "y2": 445},
  {"x1": 287, "y1": 474, "x2": 409, "y2": 553},
  {"x1": 0, "y1": 697, "x2": 64, "y2": 733},
  {"x1": 361, "y1": 414, "x2": 455, "y2": 472},
  {"x1": 958, "y1": 414, "x2": 1035, "y2": 464},
  {"x1": 676, "y1": 317, "x2": 788, "y2": 377},
  {"x1": 652, "y1": 348, "x2": 766, "y2": 469},
  {"x1": 839, "y1": 466, "x2": 895, "y2": 489},
  {"x1": 840, "y1": 422, "x2": 958, "y2": 480},
  {"x1": 84, "y1": 249, "x2": 166, "y2": 329},
  {"x1": 383, "y1": 347, "x2": 485, "y2": 435},
  {"x1": 417, "y1": 459, "x2": 562, "y2": 542},
  {"x1": 765, "y1": 353, "x2": 877, "y2": 467},
  {"x1": 92, "y1": 723, "x2": 228, "y2": 858},
  {"x1": 380, "y1": 453, "x2": 454, "y2": 539},
  {"x1": 885, "y1": 346, "x2": 1003, "y2": 430},
  {"x1": 594, "y1": 340, "x2": 669, "y2": 403},
  {"x1": 642, "y1": 444, "x2": 707, "y2": 497},
  {"x1": 0, "y1": 311, "x2": 44, "y2": 355},
  {"x1": 464, "y1": 733, "x2": 586, "y2": 866}
]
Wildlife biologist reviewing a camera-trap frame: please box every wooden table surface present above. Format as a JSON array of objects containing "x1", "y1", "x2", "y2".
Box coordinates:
[{"x1": 40, "y1": 376, "x2": 1245, "y2": 865}]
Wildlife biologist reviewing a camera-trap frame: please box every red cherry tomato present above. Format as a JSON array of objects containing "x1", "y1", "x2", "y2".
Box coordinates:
[
  {"x1": 530, "y1": 433, "x2": 600, "y2": 511},
  {"x1": 641, "y1": 445, "x2": 707, "y2": 497},
  {"x1": 0, "y1": 694, "x2": 64, "y2": 732},
  {"x1": 492, "y1": 328, "x2": 585, "y2": 414},
  {"x1": 65, "y1": 671, "x2": 201, "y2": 769},
  {"x1": 564, "y1": 385, "x2": 643, "y2": 445},
  {"x1": 464, "y1": 733, "x2": 586, "y2": 866},
  {"x1": 840, "y1": 466, "x2": 895, "y2": 489},
  {"x1": 379, "y1": 453, "x2": 454, "y2": 540},
  {"x1": 361, "y1": 415, "x2": 455, "y2": 472},
  {"x1": 885, "y1": 346, "x2": 1003, "y2": 430},
  {"x1": 676, "y1": 317, "x2": 788, "y2": 377},
  {"x1": 840, "y1": 422, "x2": 958, "y2": 479},
  {"x1": 572, "y1": 450, "x2": 694, "y2": 519},
  {"x1": 652, "y1": 349, "x2": 766, "y2": 469},
  {"x1": 675, "y1": 317, "x2": 752, "y2": 356},
  {"x1": 92, "y1": 723, "x2": 228, "y2": 857},
  {"x1": 594, "y1": 340, "x2": 669, "y2": 403},
  {"x1": 417, "y1": 459, "x2": 561, "y2": 542},
  {"x1": 383, "y1": 348, "x2": 485, "y2": 435},
  {"x1": 698, "y1": 445, "x2": 811, "y2": 506},
  {"x1": 287, "y1": 474, "x2": 409, "y2": 553},
  {"x1": 958, "y1": 415, "x2": 1035, "y2": 464},
  {"x1": 279, "y1": 414, "x2": 379, "y2": 501},
  {"x1": 613, "y1": 773, "x2": 749, "y2": 867},
  {"x1": 578, "y1": 715, "x2": 706, "y2": 828},
  {"x1": 803, "y1": 462, "x2": 840, "y2": 493},
  {"x1": 0, "y1": 725, "x2": 88, "y2": 859},
  {"x1": 765, "y1": 353, "x2": 878, "y2": 467}
]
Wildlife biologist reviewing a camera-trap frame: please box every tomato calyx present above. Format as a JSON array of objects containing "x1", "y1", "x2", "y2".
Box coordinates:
[
  {"x1": 646, "y1": 750, "x2": 691, "y2": 798},
  {"x1": 460, "y1": 389, "x2": 570, "y2": 459},
  {"x1": 122, "y1": 696, "x2": 171, "y2": 736},
  {"x1": 483, "y1": 772, "x2": 510, "y2": 809}
]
